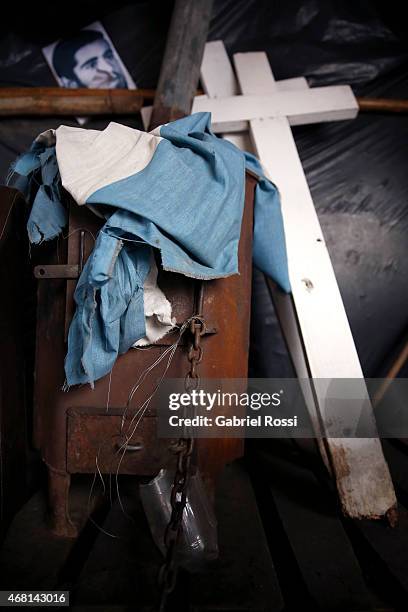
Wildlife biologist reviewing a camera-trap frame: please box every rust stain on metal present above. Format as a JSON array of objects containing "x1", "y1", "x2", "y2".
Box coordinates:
[
  {"x1": 32, "y1": 174, "x2": 256, "y2": 531},
  {"x1": 67, "y1": 411, "x2": 176, "y2": 475}
]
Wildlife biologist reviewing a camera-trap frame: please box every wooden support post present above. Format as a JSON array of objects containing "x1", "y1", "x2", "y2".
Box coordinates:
[{"x1": 148, "y1": 0, "x2": 214, "y2": 130}]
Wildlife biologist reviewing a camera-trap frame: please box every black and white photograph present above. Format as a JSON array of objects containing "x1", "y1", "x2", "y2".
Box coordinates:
[
  {"x1": 43, "y1": 21, "x2": 135, "y2": 90},
  {"x1": 42, "y1": 21, "x2": 135, "y2": 122}
]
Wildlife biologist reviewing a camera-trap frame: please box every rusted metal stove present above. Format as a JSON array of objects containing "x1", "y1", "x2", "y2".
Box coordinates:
[{"x1": 33, "y1": 174, "x2": 256, "y2": 537}]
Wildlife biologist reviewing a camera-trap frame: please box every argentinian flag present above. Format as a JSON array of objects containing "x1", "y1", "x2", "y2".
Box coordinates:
[{"x1": 11, "y1": 113, "x2": 290, "y2": 387}]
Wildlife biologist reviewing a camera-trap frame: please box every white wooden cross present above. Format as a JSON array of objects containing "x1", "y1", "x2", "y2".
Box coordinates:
[{"x1": 142, "y1": 42, "x2": 396, "y2": 520}]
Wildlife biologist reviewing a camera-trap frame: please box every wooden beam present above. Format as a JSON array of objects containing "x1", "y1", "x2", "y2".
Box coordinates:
[
  {"x1": 191, "y1": 86, "x2": 358, "y2": 132},
  {"x1": 204, "y1": 43, "x2": 309, "y2": 152},
  {"x1": 357, "y1": 97, "x2": 408, "y2": 113},
  {"x1": 0, "y1": 87, "x2": 152, "y2": 116},
  {"x1": 148, "y1": 0, "x2": 214, "y2": 130},
  {"x1": 0, "y1": 87, "x2": 404, "y2": 118},
  {"x1": 201, "y1": 42, "x2": 308, "y2": 98}
]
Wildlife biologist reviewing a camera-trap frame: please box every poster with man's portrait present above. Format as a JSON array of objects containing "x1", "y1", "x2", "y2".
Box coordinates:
[{"x1": 42, "y1": 21, "x2": 136, "y2": 123}]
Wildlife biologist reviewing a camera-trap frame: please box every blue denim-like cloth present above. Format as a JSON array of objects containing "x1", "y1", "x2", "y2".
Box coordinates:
[
  {"x1": 65, "y1": 232, "x2": 151, "y2": 386},
  {"x1": 10, "y1": 112, "x2": 290, "y2": 387},
  {"x1": 13, "y1": 141, "x2": 67, "y2": 243}
]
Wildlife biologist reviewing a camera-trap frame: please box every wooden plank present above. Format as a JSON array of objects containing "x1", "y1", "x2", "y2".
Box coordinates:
[
  {"x1": 252, "y1": 444, "x2": 376, "y2": 611},
  {"x1": 200, "y1": 40, "x2": 239, "y2": 98},
  {"x1": 141, "y1": 41, "x2": 309, "y2": 132},
  {"x1": 265, "y1": 279, "x2": 331, "y2": 471},
  {"x1": 202, "y1": 42, "x2": 308, "y2": 98},
  {"x1": 199, "y1": 46, "x2": 323, "y2": 447},
  {"x1": 140, "y1": 47, "x2": 308, "y2": 133},
  {"x1": 223, "y1": 130, "x2": 253, "y2": 151},
  {"x1": 234, "y1": 51, "x2": 279, "y2": 93},
  {"x1": 201, "y1": 43, "x2": 308, "y2": 152},
  {"x1": 191, "y1": 86, "x2": 358, "y2": 132},
  {"x1": 233, "y1": 53, "x2": 395, "y2": 520},
  {"x1": 202, "y1": 45, "x2": 310, "y2": 148},
  {"x1": 0, "y1": 87, "x2": 149, "y2": 116},
  {"x1": 148, "y1": 0, "x2": 214, "y2": 129},
  {"x1": 200, "y1": 43, "x2": 324, "y2": 474}
]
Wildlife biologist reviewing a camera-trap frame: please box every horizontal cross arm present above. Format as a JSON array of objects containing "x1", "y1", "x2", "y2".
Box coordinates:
[{"x1": 192, "y1": 86, "x2": 358, "y2": 132}]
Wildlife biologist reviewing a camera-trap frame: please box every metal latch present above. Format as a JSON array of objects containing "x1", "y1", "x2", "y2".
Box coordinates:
[{"x1": 34, "y1": 264, "x2": 79, "y2": 279}]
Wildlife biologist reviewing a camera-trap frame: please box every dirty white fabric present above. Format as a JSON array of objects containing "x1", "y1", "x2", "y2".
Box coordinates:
[
  {"x1": 55, "y1": 122, "x2": 162, "y2": 205},
  {"x1": 134, "y1": 253, "x2": 176, "y2": 346}
]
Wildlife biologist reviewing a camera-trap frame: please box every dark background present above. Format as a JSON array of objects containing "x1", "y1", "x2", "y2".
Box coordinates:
[
  {"x1": 1, "y1": 0, "x2": 407, "y2": 380},
  {"x1": 0, "y1": 3, "x2": 407, "y2": 608}
]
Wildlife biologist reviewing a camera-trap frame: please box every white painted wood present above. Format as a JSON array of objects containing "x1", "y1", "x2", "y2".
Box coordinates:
[
  {"x1": 201, "y1": 41, "x2": 239, "y2": 98},
  {"x1": 266, "y1": 281, "x2": 332, "y2": 471},
  {"x1": 141, "y1": 44, "x2": 309, "y2": 133},
  {"x1": 192, "y1": 87, "x2": 358, "y2": 133},
  {"x1": 234, "y1": 52, "x2": 278, "y2": 93},
  {"x1": 223, "y1": 131, "x2": 252, "y2": 151},
  {"x1": 199, "y1": 41, "x2": 395, "y2": 518},
  {"x1": 233, "y1": 51, "x2": 396, "y2": 519},
  {"x1": 140, "y1": 105, "x2": 151, "y2": 131},
  {"x1": 200, "y1": 44, "x2": 333, "y2": 470},
  {"x1": 273, "y1": 76, "x2": 308, "y2": 91},
  {"x1": 202, "y1": 43, "x2": 309, "y2": 96}
]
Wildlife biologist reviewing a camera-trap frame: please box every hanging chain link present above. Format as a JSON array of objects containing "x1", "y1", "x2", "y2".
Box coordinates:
[
  {"x1": 158, "y1": 312, "x2": 206, "y2": 611},
  {"x1": 185, "y1": 316, "x2": 206, "y2": 389},
  {"x1": 158, "y1": 436, "x2": 194, "y2": 609}
]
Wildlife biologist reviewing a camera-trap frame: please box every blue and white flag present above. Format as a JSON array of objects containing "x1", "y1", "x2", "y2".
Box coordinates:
[{"x1": 11, "y1": 112, "x2": 290, "y2": 387}]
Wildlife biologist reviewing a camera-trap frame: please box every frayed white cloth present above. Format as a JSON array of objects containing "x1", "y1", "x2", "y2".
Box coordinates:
[{"x1": 135, "y1": 254, "x2": 176, "y2": 346}]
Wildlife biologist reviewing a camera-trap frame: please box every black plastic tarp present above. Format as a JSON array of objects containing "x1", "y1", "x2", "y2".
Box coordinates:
[{"x1": 1, "y1": 0, "x2": 407, "y2": 376}]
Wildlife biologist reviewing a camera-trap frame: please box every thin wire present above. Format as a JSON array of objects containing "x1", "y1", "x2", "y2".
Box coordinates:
[
  {"x1": 85, "y1": 319, "x2": 190, "y2": 534},
  {"x1": 61, "y1": 227, "x2": 96, "y2": 243},
  {"x1": 105, "y1": 370, "x2": 114, "y2": 508},
  {"x1": 114, "y1": 319, "x2": 191, "y2": 517},
  {"x1": 0, "y1": 192, "x2": 18, "y2": 243},
  {"x1": 86, "y1": 369, "x2": 119, "y2": 538},
  {"x1": 99, "y1": 230, "x2": 146, "y2": 246}
]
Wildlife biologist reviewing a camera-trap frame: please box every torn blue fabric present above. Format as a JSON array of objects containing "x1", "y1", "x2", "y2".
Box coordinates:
[
  {"x1": 9, "y1": 112, "x2": 290, "y2": 387},
  {"x1": 27, "y1": 184, "x2": 67, "y2": 244},
  {"x1": 13, "y1": 140, "x2": 67, "y2": 243},
  {"x1": 65, "y1": 233, "x2": 151, "y2": 386},
  {"x1": 244, "y1": 152, "x2": 290, "y2": 292},
  {"x1": 88, "y1": 115, "x2": 246, "y2": 280}
]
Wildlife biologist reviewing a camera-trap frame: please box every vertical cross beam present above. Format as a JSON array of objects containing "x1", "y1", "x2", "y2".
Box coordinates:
[{"x1": 201, "y1": 41, "x2": 396, "y2": 520}]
